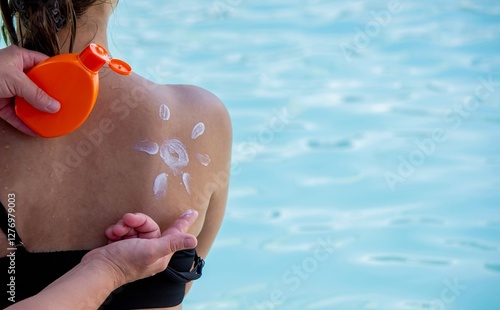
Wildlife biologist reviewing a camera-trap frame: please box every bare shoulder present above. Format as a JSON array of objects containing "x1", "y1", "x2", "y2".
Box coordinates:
[
  {"x1": 165, "y1": 84, "x2": 229, "y2": 117},
  {"x1": 163, "y1": 84, "x2": 232, "y2": 140}
]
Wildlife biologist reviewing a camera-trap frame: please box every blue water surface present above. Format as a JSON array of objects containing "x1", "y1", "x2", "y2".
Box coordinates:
[
  {"x1": 5, "y1": 0, "x2": 500, "y2": 309},
  {"x1": 108, "y1": 1, "x2": 499, "y2": 309}
]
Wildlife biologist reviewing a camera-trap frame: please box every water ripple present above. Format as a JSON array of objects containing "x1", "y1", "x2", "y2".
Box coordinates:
[
  {"x1": 484, "y1": 263, "x2": 500, "y2": 273},
  {"x1": 389, "y1": 216, "x2": 445, "y2": 226},
  {"x1": 445, "y1": 239, "x2": 498, "y2": 252},
  {"x1": 363, "y1": 254, "x2": 453, "y2": 267}
]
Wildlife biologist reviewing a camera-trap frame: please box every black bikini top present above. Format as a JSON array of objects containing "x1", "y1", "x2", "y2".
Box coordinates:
[{"x1": 0, "y1": 202, "x2": 204, "y2": 309}]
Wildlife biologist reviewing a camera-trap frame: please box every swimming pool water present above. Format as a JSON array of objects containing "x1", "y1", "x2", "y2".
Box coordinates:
[
  {"x1": 120, "y1": 2, "x2": 500, "y2": 308},
  {"x1": 4, "y1": 0, "x2": 500, "y2": 309}
]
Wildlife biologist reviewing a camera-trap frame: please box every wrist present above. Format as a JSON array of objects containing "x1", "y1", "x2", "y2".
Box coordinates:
[{"x1": 81, "y1": 247, "x2": 128, "y2": 290}]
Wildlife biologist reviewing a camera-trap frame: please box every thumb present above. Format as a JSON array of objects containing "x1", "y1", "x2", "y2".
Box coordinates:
[
  {"x1": 157, "y1": 233, "x2": 198, "y2": 257},
  {"x1": 15, "y1": 73, "x2": 60, "y2": 113}
]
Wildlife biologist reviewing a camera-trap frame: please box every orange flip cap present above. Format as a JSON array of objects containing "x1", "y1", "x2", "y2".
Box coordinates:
[{"x1": 15, "y1": 43, "x2": 132, "y2": 138}]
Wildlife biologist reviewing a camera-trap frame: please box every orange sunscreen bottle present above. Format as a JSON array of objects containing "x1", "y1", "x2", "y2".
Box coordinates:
[{"x1": 15, "y1": 43, "x2": 132, "y2": 138}]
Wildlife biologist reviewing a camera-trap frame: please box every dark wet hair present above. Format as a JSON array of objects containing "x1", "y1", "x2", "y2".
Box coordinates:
[{"x1": 1, "y1": 0, "x2": 100, "y2": 56}]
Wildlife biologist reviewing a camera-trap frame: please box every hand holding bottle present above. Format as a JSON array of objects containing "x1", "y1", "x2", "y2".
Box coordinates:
[
  {"x1": 0, "y1": 45, "x2": 60, "y2": 136},
  {"x1": 15, "y1": 43, "x2": 131, "y2": 138}
]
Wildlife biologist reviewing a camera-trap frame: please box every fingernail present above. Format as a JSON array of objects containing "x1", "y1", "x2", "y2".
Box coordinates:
[
  {"x1": 182, "y1": 210, "x2": 193, "y2": 217},
  {"x1": 184, "y1": 237, "x2": 195, "y2": 248},
  {"x1": 46, "y1": 99, "x2": 60, "y2": 113}
]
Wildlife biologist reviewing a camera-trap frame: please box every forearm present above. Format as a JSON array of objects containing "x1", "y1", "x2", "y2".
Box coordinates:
[{"x1": 6, "y1": 258, "x2": 122, "y2": 310}]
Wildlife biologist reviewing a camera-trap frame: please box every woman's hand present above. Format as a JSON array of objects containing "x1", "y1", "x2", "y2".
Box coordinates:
[
  {"x1": 0, "y1": 45, "x2": 60, "y2": 135},
  {"x1": 84, "y1": 210, "x2": 198, "y2": 285}
]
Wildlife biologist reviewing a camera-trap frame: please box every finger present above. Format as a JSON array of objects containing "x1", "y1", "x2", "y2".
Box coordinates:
[
  {"x1": 122, "y1": 213, "x2": 156, "y2": 230},
  {"x1": 111, "y1": 219, "x2": 135, "y2": 238},
  {"x1": 0, "y1": 103, "x2": 37, "y2": 136},
  {"x1": 14, "y1": 73, "x2": 60, "y2": 113},
  {"x1": 155, "y1": 233, "x2": 198, "y2": 257},
  {"x1": 105, "y1": 223, "x2": 131, "y2": 241},
  {"x1": 19, "y1": 47, "x2": 49, "y2": 71},
  {"x1": 105, "y1": 226, "x2": 120, "y2": 242},
  {"x1": 123, "y1": 228, "x2": 140, "y2": 239},
  {"x1": 123, "y1": 213, "x2": 161, "y2": 239},
  {"x1": 162, "y1": 210, "x2": 198, "y2": 237},
  {"x1": 105, "y1": 219, "x2": 133, "y2": 241}
]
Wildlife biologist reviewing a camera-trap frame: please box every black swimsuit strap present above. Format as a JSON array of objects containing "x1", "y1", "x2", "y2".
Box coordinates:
[
  {"x1": 163, "y1": 252, "x2": 205, "y2": 282},
  {"x1": 0, "y1": 201, "x2": 24, "y2": 248}
]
